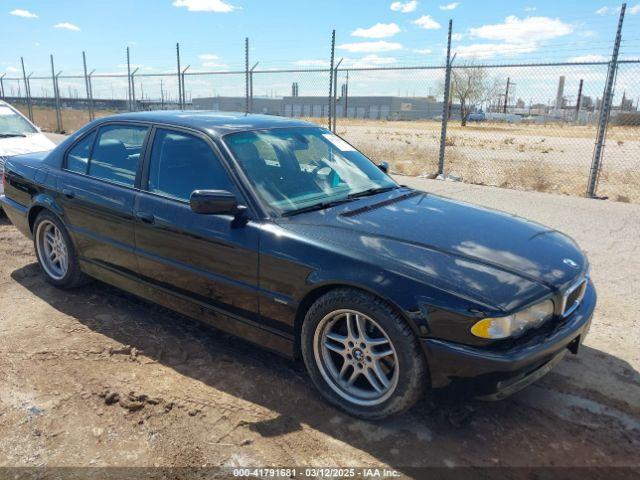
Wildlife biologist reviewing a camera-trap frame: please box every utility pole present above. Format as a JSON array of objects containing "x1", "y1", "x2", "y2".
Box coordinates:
[
  {"x1": 438, "y1": 19, "x2": 453, "y2": 175},
  {"x1": 503, "y1": 77, "x2": 510, "y2": 114},
  {"x1": 0, "y1": 74, "x2": 5, "y2": 99},
  {"x1": 587, "y1": 3, "x2": 626, "y2": 198},
  {"x1": 328, "y1": 29, "x2": 335, "y2": 131}
]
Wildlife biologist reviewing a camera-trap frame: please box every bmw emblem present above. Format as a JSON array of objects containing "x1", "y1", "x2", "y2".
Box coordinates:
[{"x1": 563, "y1": 258, "x2": 579, "y2": 269}]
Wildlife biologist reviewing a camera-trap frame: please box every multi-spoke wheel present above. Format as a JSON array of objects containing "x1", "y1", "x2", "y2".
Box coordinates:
[
  {"x1": 33, "y1": 210, "x2": 87, "y2": 288},
  {"x1": 315, "y1": 310, "x2": 399, "y2": 406},
  {"x1": 36, "y1": 219, "x2": 69, "y2": 280},
  {"x1": 302, "y1": 288, "x2": 428, "y2": 419}
]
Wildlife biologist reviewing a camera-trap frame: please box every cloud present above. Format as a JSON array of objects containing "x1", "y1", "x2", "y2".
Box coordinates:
[
  {"x1": 594, "y1": 4, "x2": 638, "y2": 15},
  {"x1": 452, "y1": 33, "x2": 463, "y2": 41},
  {"x1": 351, "y1": 22, "x2": 400, "y2": 38},
  {"x1": 54, "y1": 22, "x2": 80, "y2": 31},
  {"x1": 343, "y1": 55, "x2": 398, "y2": 68},
  {"x1": 337, "y1": 41, "x2": 403, "y2": 53},
  {"x1": 525, "y1": 6, "x2": 536, "y2": 12},
  {"x1": 294, "y1": 59, "x2": 329, "y2": 67},
  {"x1": 198, "y1": 54, "x2": 228, "y2": 68},
  {"x1": 439, "y1": 2, "x2": 459, "y2": 10},
  {"x1": 10, "y1": 9, "x2": 37, "y2": 18},
  {"x1": 172, "y1": 0, "x2": 236, "y2": 12},
  {"x1": 413, "y1": 15, "x2": 441, "y2": 30},
  {"x1": 568, "y1": 54, "x2": 608, "y2": 62},
  {"x1": 469, "y1": 16, "x2": 573, "y2": 44},
  {"x1": 454, "y1": 42, "x2": 537, "y2": 59},
  {"x1": 413, "y1": 47, "x2": 432, "y2": 54},
  {"x1": 390, "y1": 1, "x2": 417, "y2": 13}
]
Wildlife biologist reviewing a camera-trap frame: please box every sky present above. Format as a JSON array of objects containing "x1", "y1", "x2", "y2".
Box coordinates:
[{"x1": 1, "y1": 0, "x2": 639, "y2": 104}]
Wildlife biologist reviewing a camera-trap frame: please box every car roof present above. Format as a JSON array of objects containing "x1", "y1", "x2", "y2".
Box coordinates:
[{"x1": 99, "y1": 111, "x2": 319, "y2": 137}]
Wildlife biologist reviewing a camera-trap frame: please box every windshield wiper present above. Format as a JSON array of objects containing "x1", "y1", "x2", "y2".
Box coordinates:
[
  {"x1": 282, "y1": 198, "x2": 355, "y2": 217},
  {"x1": 347, "y1": 185, "x2": 398, "y2": 199},
  {"x1": 0, "y1": 133, "x2": 26, "y2": 138}
]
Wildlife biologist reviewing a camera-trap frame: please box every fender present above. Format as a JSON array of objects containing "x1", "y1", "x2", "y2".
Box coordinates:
[{"x1": 28, "y1": 192, "x2": 66, "y2": 232}]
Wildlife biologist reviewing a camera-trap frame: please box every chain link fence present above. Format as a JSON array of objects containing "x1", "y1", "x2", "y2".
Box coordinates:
[{"x1": 1, "y1": 57, "x2": 639, "y2": 203}]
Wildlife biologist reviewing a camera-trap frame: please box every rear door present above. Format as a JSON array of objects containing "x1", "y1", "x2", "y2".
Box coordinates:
[
  {"x1": 133, "y1": 126, "x2": 260, "y2": 322},
  {"x1": 58, "y1": 122, "x2": 150, "y2": 275}
]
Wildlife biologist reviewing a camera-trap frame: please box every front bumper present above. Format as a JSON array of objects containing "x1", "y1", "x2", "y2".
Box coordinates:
[{"x1": 422, "y1": 280, "x2": 596, "y2": 399}]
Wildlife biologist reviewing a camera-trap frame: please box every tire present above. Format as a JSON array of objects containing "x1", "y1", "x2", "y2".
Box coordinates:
[
  {"x1": 301, "y1": 288, "x2": 428, "y2": 419},
  {"x1": 33, "y1": 210, "x2": 88, "y2": 288}
]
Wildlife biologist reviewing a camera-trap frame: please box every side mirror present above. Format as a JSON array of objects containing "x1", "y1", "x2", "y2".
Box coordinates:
[
  {"x1": 190, "y1": 190, "x2": 240, "y2": 215},
  {"x1": 378, "y1": 161, "x2": 389, "y2": 173}
]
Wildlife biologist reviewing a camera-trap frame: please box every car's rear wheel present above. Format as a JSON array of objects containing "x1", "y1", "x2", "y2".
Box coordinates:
[
  {"x1": 33, "y1": 211, "x2": 87, "y2": 288},
  {"x1": 301, "y1": 288, "x2": 428, "y2": 419}
]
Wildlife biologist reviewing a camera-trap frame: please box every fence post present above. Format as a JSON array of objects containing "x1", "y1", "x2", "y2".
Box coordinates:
[
  {"x1": 82, "y1": 52, "x2": 94, "y2": 121},
  {"x1": 131, "y1": 67, "x2": 139, "y2": 112},
  {"x1": 438, "y1": 20, "x2": 453, "y2": 176},
  {"x1": 332, "y1": 58, "x2": 343, "y2": 132},
  {"x1": 249, "y1": 61, "x2": 259, "y2": 113},
  {"x1": 50, "y1": 55, "x2": 62, "y2": 133},
  {"x1": 181, "y1": 65, "x2": 190, "y2": 108},
  {"x1": 20, "y1": 57, "x2": 33, "y2": 121},
  {"x1": 88, "y1": 69, "x2": 95, "y2": 121},
  {"x1": 587, "y1": 3, "x2": 626, "y2": 198},
  {"x1": 176, "y1": 43, "x2": 182, "y2": 109},
  {"x1": 328, "y1": 30, "x2": 335, "y2": 131},
  {"x1": 244, "y1": 38, "x2": 250, "y2": 114},
  {"x1": 126, "y1": 47, "x2": 133, "y2": 111}
]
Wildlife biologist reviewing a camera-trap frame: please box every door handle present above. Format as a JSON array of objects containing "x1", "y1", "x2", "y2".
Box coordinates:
[
  {"x1": 62, "y1": 188, "x2": 75, "y2": 199},
  {"x1": 135, "y1": 211, "x2": 155, "y2": 224}
]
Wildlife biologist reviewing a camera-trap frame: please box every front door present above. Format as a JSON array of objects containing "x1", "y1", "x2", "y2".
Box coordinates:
[{"x1": 133, "y1": 126, "x2": 260, "y2": 324}]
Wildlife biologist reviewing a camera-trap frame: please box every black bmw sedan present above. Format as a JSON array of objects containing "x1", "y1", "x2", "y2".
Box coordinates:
[{"x1": 0, "y1": 112, "x2": 595, "y2": 419}]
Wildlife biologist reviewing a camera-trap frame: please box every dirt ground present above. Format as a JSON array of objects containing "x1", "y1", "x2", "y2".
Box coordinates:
[{"x1": 0, "y1": 175, "x2": 638, "y2": 475}]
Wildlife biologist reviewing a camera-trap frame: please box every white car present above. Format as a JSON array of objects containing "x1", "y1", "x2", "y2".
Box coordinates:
[{"x1": 0, "y1": 100, "x2": 56, "y2": 195}]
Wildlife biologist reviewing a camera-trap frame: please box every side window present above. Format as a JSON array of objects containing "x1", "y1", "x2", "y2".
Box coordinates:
[
  {"x1": 88, "y1": 124, "x2": 149, "y2": 187},
  {"x1": 147, "y1": 128, "x2": 235, "y2": 201},
  {"x1": 66, "y1": 130, "x2": 96, "y2": 174}
]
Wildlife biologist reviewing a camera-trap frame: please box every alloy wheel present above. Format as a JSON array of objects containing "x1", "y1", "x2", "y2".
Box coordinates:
[
  {"x1": 313, "y1": 309, "x2": 399, "y2": 406},
  {"x1": 35, "y1": 220, "x2": 69, "y2": 281}
]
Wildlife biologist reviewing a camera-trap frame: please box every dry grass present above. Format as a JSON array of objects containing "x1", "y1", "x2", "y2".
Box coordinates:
[{"x1": 14, "y1": 105, "x2": 117, "y2": 133}]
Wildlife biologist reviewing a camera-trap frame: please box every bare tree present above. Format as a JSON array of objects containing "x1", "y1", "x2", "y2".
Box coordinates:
[{"x1": 449, "y1": 65, "x2": 500, "y2": 126}]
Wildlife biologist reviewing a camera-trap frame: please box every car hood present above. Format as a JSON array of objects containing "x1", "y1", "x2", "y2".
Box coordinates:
[
  {"x1": 0, "y1": 133, "x2": 56, "y2": 158},
  {"x1": 277, "y1": 188, "x2": 587, "y2": 313}
]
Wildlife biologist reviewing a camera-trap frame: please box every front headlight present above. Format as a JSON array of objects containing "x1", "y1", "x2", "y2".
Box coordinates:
[{"x1": 471, "y1": 299, "x2": 554, "y2": 339}]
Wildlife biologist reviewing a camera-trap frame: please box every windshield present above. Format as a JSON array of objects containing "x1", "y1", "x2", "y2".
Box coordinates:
[
  {"x1": 224, "y1": 127, "x2": 397, "y2": 215},
  {"x1": 0, "y1": 105, "x2": 38, "y2": 136}
]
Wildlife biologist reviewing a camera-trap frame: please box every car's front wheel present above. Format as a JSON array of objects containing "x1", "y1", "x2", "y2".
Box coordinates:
[
  {"x1": 33, "y1": 210, "x2": 87, "y2": 288},
  {"x1": 301, "y1": 288, "x2": 428, "y2": 419}
]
